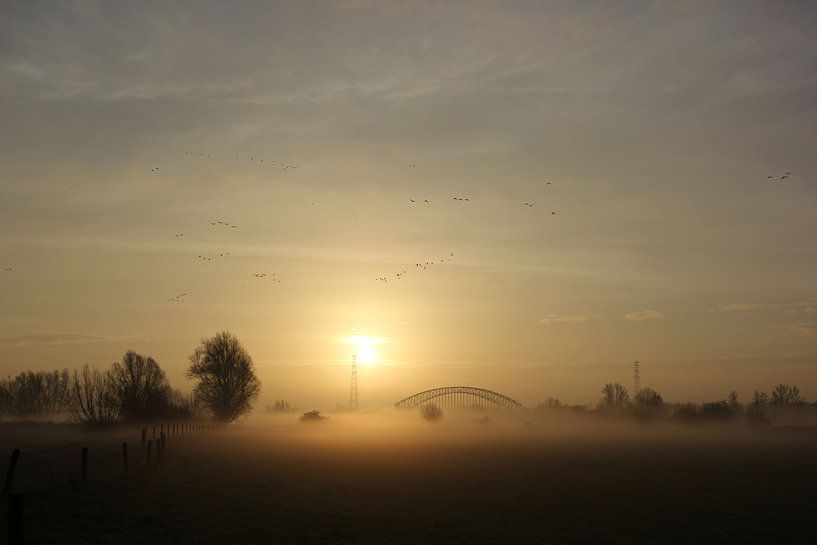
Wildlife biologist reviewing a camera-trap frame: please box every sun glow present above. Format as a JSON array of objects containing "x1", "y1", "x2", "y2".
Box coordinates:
[{"x1": 345, "y1": 335, "x2": 384, "y2": 365}]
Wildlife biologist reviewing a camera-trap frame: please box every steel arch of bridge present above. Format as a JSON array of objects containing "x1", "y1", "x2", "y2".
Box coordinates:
[{"x1": 394, "y1": 386, "x2": 523, "y2": 410}]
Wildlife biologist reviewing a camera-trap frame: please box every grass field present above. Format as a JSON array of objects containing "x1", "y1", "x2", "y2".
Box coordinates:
[{"x1": 2, "y1": 413, "x2": 816, "y2": 544}]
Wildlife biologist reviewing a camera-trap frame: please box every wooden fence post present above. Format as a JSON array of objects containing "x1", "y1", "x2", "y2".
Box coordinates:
[
  {"x1": 146, "y1": 440, "x2": 152, "y2": 467},
  {"x1": 152, "y1": 426, "x2": 156, "y2": 441},
  {"x1": 2, "y1": 449, "x2": 21, "y2": 495},
  {"x1": 141, "y1": 427, "x2": 146, "y2": 446},
  {"x1": 81, "y1": 447, "x2": 88, "y2": 483},
  {"x1": 122, "y1": 443, "x2": 128, "y2": 475},
  {"x1": 7, "y1": 493, "x2": 23, "y2": 545}
]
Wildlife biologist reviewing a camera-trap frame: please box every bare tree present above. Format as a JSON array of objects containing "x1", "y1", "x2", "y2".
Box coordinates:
[
  {"x1": 420, "y1": 403, "x2": 443, "y2": 422},
  {"x1": 70, "y1": 365, "x2": 119, "y2": 426},
  {"x1": 746, "y1": 390, "x2": 769, "y2": 425},
  {"x1": 599, "y1": 383, "x2": 630, "y2": 410},
  {"x1": 537, "y1": 397, "x2": 562, "y2": 410},
  {"x1": 267, "y1": 400, "x2": 292, "y2": 412},
  {"x1": 633, "y1": 387, "x2": 664, "y2": 421},
  {"x1": 0, "y1": 369, "x2": 71, "y2": 418},
  {"x1": 770, "y1": 384, "x2": 804, "y2": 408},
  {"x1": 109, "y1": 350, "x2": 172, "y2": 421},
  {"x1": 727, "y1": 391, "x2": 741, "y2": 415},
  {"x1": 187, "y1": 331, "x2": 261, "y2": 422}
]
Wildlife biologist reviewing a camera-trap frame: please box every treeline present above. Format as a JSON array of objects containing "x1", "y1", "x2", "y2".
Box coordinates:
[
  {"x1": 0, "y1": 353, "x2": 199, "y2": 424},
  {"x1": 0, "y1": 331, "x2": 261, "y2": 426},
  {"x1": 538, "y1": 383, "x2": 814, "y2": 425},
  {"x1": 0, "y1": 369, "x2": 72, "y2": 419}
]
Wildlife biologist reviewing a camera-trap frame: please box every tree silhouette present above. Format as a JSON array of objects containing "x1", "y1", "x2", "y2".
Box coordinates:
[
  {"x1": 70, "y1": 365, "x2": 119, "y2": 426},
  {"x1": 187, "y1": 331, "x2": 261, "y2": 422},
  {"x1": 727, "y1": 391, "x2": 741, "y2": 415},
  {"x1": 746, "y1": 390, "x2": 769, "y2": 425},
  {"x1": 599, "y1": 383, "x2": 630, "y2": 410},
  {"x1": 770, "y1": 384, "x2": 804, "y2": 408},
  {"x1": 633, "y1": 387, "x2": 663, "y2": 420},
  {"x1": 421, "y1": 403, "x2": 443, "y2": 421},
  {"x1": 537, "y1": 397, "x2": 562, "y2": 410},
  {"x1": 0, "y1": 369, "x2": 71, "y2": 418},
  {"x1": 109, "y1": 350, "x2": 172, "y2": 422}
]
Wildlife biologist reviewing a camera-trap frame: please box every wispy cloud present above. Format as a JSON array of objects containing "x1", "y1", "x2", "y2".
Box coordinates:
[
  {"x1": 540, "y1": 314, "x2": 603, "y2": 325},
  {"x1": 0, "y1": 334, "x2": 110, "y2": 347},
  {"x1": 710, "y1": 297, "x2": 817, "y2": 313},
  {"x1": 710, "y1": 303, "x2": 776, "y2": 312},
  {"x1": 767, "y1": 323, "x2": 817, "y2": 344},
  {"x1": 625, "y1": 310, "x2": 663, "y2": 321}
]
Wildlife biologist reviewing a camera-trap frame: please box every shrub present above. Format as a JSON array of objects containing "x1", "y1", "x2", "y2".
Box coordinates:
[{"x1": 420, "y1": 403, "x2": 443, "y2": 422}]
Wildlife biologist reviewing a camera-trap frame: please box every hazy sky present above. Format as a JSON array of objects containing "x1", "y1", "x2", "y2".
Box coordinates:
[{"x1": 1, "y1": 1, "x2": 816, "y2": 408}]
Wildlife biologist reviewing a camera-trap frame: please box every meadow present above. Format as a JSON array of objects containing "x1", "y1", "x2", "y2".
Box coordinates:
[{"x1": 2, "y1": 411, "x2": 816, "y2": 544}]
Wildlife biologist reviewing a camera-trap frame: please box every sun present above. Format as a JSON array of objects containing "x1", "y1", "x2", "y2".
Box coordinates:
[{"x1": 345, "y1": 335, "x2": 384, "y2": 365}]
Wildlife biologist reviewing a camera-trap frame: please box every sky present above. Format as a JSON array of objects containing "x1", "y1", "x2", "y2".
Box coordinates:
[{"x1": 1, "y1": 1, "x2": 816, "y2": 408}]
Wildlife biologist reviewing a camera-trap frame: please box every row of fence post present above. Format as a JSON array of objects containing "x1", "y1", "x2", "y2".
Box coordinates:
[
  {"x1": 3, "y1": 422, "x2": 215, "y2": 544},
  {"x1": 140, "y1": 423, "x2": 213, "y2": 446}
]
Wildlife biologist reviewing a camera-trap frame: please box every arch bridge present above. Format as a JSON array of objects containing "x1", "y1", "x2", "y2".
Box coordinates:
[{"x1": 394, "y1": 386, "x2": 522, "y2": 410}]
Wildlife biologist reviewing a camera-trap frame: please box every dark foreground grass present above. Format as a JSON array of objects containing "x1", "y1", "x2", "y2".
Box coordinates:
[{"x1": 1, "y1": 417, "x2": 816, "y2": 544}]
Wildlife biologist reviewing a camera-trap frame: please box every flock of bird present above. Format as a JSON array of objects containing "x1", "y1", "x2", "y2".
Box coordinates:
[
  {"x1": 767, "y1": 172, "x2": 792, "y2": 182},
  {"x1": 254, "y1": 273, "x2": 282, "y2": 283},
  {"x1": 210, "y1": 220, "x2": 238, "y2": 229},
  {"x1": 3, "y1": 155, "x2": 801, "y2": 311},
  {"x1": 376, "y1": 252, "x2": 455, "y2": 283},
  {"x1": 184, "y1": 151, "x2": 299, "y2": 173},
  {"x1": 196, "y1": 251, "x2": 231, "y2": 262},
  {"x1": 168, "y1": 291, "x2": 188, "y2": 303}
]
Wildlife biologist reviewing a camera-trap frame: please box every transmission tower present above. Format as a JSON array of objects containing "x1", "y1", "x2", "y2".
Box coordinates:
[
  {"x1": 633, "y1": 360, "x2": 640, "y2": 393},
  {"x1": 349, "y1": 354, "x2": 358, "y2": 411}
]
